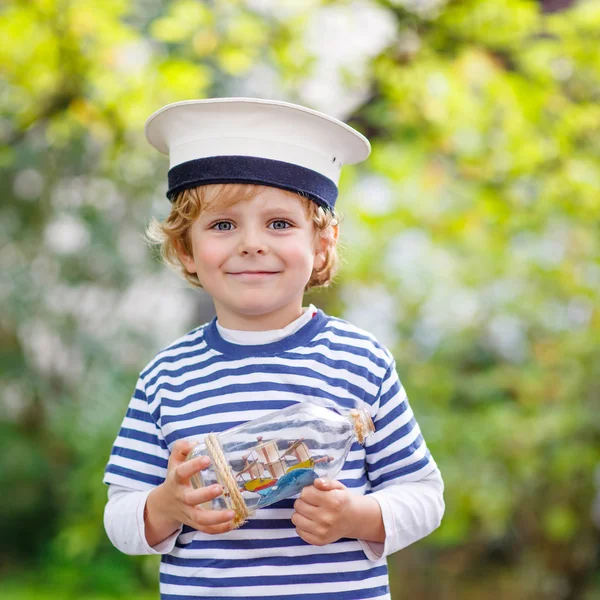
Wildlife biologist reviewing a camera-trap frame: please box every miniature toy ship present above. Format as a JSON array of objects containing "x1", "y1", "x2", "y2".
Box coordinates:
[
  {"x1": 186, "y1": 404, "x2": 375, "y2": 527},
  {"x1": 236, "y1": 436, "x2": 332, "y2": 499}
]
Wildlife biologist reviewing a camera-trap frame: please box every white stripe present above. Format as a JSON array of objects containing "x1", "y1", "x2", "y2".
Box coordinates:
[
  {"x1": 159, "y1": 575, "x2": 390, "y2": 597},
  {"x1": 171, "y1": 538, "x2": 363, "y2": 559}
]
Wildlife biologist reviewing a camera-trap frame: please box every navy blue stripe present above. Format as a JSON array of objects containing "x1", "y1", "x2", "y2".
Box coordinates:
[
  {"x1": 160, "y1": 565, "x2": 387, "y2": 587},
  {"x1": 104, "y1": 464, "x2": 163, "y2": 486},
  {"x1": 344, "y1": 458, "x2": 365, "y2": 470},
  {"x1": 370, "y1": 455, "x2": 431, "y2": 487},
  {"x1": 164, "y1": 549, "x2": 367, "y2": 569},
  {"x1": 126, "y1": 407, "x2": 155, "y2": 424},
  {"x1": 161, "y1": 586, "x2": 390, "y2": 600},
  {"x1": 232, "y1": 518, "x2": 295, "y2": 530},
  {"x1": 176, "y1": 535, "x2": 323, "y2": 550},
  {"x1": 116, "y1": 426, "x2": 162, "y2": 447},
  {"x1": 179, "y1": 522, "x2": 298, "y2": 537},
  {"x1": 166, "y1": 155, "x2": 338, "y2": 210},
  {"x1": 110, "y1": 446, "x2": 168, "y2": 469},
  {"x1": 129, "y1": 387, "x2": 147, "y2": 402},
  {"x1": 341, "y1": 473, "x2": 368, "y2": 488},
  {"x1": 161, "y1": 399, "x2": 297, "y2": 425}
]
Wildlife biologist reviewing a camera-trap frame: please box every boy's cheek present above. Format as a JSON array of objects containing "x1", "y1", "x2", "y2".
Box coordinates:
[
  {"x1": 281, "y1": 240, "x2": 317, "y2": 262},
  {"x1": 194, "y1": 243, "x2": 226, "y2": 267}
]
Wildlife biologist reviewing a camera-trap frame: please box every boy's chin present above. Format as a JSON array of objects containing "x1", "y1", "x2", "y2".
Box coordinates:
[
  {"x1": 216, "y1": 298, "x2": 304, "y2": 321},
  {"x1": 233, "y1": 302, "x2": 298, "y2": 317}
]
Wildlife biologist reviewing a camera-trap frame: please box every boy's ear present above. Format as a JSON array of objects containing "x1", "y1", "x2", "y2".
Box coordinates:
[
  {"x1": 331, "y1": 223, "x2": 339, "y2": 244},
  {"x1": 314, "y1": 223, "x2": 338, "y2": 269},
  {"x1": 175, "y1": 239, "x2": 197, "y2": 274}
]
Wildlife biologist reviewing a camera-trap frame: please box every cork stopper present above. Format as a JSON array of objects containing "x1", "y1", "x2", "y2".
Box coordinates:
[{"x1": 349, "y1": 408, "x2": 376, "y2": 444}]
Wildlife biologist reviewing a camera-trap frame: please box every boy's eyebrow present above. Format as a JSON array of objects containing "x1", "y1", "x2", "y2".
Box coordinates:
[
  {"x1": 259, "y1": 206, "x2": 301, "y2": 216},
  {"x1": 202, "y1": 204, "x2": 303, "y2": 219},
  {"x1": 200, "y1": 205, "x2": 239, "y2": 219}
]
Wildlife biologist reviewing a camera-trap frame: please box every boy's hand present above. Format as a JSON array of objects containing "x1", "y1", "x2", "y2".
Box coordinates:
[
  {"x1": 145, "y1": 440, "x2": 235, "y2": 545},
  {"x1": 291, "y1": 478, "x2": 356, "y2": 546}
]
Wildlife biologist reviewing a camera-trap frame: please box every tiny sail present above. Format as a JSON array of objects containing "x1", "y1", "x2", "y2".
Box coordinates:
[{"x1": 235, "y1": 435, "x2": 333, "y2": 495}]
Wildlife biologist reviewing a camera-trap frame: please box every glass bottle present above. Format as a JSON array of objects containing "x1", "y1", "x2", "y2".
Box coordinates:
[{"x1": 186, "y1": 402, "x2": 375, "y2": 528}]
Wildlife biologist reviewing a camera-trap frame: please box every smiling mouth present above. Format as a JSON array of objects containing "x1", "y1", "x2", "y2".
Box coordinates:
[{"x1": 228, "y1": 271, "x2": 281, "y2": 275}]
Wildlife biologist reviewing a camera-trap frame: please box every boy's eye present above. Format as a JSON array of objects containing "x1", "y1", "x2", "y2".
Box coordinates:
[
  {"x1": 269, "y1": 220, "x2": 291, "y2": 230},
  {"x1": 212, "y1": 221, "x2": 234, "y2": 231}
]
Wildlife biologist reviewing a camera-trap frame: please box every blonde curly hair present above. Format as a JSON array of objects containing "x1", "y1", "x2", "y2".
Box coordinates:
[{"x1": 145, "y1": 183, "x2": 340, "y2": 290}]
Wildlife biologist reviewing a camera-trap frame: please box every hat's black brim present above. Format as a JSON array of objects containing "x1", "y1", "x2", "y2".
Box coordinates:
[{"x1": 166, "y1": 156, "x2": 338, "y2": 211}]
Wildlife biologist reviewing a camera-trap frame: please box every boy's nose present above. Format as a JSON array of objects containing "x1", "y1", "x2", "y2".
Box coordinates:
[{"x1": 238, "y1": 228, "x2": 268, "y2": 255}]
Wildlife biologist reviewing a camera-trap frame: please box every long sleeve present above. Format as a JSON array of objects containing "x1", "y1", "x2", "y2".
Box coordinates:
[
  {"x1": 103, "y1": 373, "x2": 177, "y2": 554},
  {"x1": 104, "y1": 484, "x2": 183, "y2": 555},
  {"x1": 360, "y1": 360, "x2": 444, "y2": 559},
  {"x1": 358, "y1": 468, "x2": 444, "y2": 560}
]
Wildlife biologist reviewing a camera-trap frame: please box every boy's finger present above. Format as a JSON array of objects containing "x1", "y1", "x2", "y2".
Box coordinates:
[
  {"x1": 314, "y1": 478, "x2": 346, "y2": 491},
  {"x1": 195, "y1": 508, "x2": 236, "y2": 527},
  {"x1": 183, "y1": 483, "x2": 223, "y2": 506},
  {"x1": 199, "y1": 521, "x2": 235, "y2": 535},
  {"x1": 175, "y1": 456, "x2": 210, "y2": 483},
  {"x1": 293, "y1": 498, "x2": 319, "y2": 519},
  {"x1": 171, "y1": 439, "x2": 198, "y2": 461},
  {"x1": 291, "y1": 511, "x2": 315, "y2": 533},
  {"x1": 299, "y1": 484, "x2": 323, "y2": 506}
]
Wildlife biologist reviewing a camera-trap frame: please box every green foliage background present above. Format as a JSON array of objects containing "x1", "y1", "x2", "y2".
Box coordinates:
[{"x1": 1, "y1": 0, "x2": 599, "y2": 598}]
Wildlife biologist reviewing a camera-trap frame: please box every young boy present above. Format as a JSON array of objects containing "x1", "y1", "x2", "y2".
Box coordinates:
[{"x1": 103, "y1": 98, "x2": 444, "y2": 599}]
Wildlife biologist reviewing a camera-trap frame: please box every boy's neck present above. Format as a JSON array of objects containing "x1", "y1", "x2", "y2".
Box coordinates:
[{"x1": 214, "y1": 302, "x2": 306, "y2": 331}]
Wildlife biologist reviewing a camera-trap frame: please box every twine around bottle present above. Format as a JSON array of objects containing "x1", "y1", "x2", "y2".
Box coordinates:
[{"x1": 205, "y1": 433, "x2": 251, "y2": 529}]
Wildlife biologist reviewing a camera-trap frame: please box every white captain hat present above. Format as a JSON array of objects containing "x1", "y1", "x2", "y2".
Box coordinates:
[{"x1": 144, "y1": 97, "x2": 371, "y2": 210}]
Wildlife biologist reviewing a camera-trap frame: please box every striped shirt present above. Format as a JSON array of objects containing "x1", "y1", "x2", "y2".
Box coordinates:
[{"x1": 104, "y1": 309, "x2": 439, "y2": 599}]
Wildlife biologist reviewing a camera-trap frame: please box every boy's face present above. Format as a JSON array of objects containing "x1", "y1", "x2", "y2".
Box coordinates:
[{"x1": 179, "y1": 187, "x2": 329, "y2": 330}]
